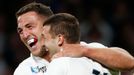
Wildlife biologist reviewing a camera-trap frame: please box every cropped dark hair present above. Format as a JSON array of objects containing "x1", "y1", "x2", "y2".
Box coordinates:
[
  {"x1": 16, "y1": 2, "x2": 53, "y2": 18},
  {"x1": 43, "y1": 13, "x2": 80, "y2": 44}
]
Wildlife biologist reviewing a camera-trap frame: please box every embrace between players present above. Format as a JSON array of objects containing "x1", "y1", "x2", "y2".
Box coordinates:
[{"x1": 14, "y1": 2, "x2": 134, "y2": 75}]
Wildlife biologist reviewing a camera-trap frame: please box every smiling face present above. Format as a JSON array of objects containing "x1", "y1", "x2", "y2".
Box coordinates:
[
  {"x1": 17, "y1": 11, "x2": 47, "y2": 57},
  {"x1": 42, "y1": 13, "x2": 81, "y2": 56},
  {"x1": 42, "y1": 26, "x2": 60, "y2": 56}
]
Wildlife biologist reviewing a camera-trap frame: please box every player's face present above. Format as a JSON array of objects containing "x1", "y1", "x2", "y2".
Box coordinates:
[
  {"x1": 17, "y1": 11, "x2": 47, "y2": 57},
  {"x1": 42, "y1": 26, "x2": 59, "y2": 56}
]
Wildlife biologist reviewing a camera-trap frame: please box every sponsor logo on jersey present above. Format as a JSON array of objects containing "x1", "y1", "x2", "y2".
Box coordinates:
[{"x1": 31, "y1": 66, "x2": 47, "y2": 73}]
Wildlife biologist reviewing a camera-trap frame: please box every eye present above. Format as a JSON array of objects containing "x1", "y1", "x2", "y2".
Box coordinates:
[
  {"x1": 26, "y1": 24, "x2": 33, "y2": 29},
  {"x1": 17, "y1": 28, "x2": 23, "y2": 34}
]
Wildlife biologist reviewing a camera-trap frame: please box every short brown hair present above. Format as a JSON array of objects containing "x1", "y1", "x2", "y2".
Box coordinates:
[
  {"x1": 16, "y1": 2, "x2": 53, "y2": 18},
  {"x1": 43, "y1": 13, "x2": 80, "y2": 44}
]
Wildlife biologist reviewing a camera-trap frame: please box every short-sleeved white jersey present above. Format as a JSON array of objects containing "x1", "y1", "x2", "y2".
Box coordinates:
[
  {"x1": 13, "y1": 42, "x2": 118, "y2": 75},
  {"x1": 45, "y1": 42, "x2": 112, "y2": 75}
]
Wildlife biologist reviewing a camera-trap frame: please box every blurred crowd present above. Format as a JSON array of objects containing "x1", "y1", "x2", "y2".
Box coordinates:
[{"x1": 0, "y1": 0, "x2": 133, "y2": 75}]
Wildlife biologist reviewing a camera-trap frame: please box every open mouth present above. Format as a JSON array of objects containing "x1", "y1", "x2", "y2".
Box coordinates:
[{"x1": 27, "y1": 38, "x2": 38, "y2": 48}]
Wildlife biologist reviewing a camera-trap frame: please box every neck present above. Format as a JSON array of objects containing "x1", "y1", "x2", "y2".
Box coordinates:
[
  {"x1": 41, "y1": 52, "x2": 51, "y2": 62},
  {"x1": 44, "y1": 54, "x2": 51, "y2": 62},
  {"x1": 61, "y1": 43, "x2": 80, "y2": 50}
]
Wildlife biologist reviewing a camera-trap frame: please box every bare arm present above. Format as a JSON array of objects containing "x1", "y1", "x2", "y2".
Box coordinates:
[
  {"x1": 52, "y1": 44, "x2": 134, "y2": 71},
  {"x1": 83, "y1": 47, "x2": 134, "y2": 71}
]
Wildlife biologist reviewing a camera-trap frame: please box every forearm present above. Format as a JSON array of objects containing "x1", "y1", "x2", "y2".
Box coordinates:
[{"x1": 84, "y1": 47, "x2": 134, "y2": 71}]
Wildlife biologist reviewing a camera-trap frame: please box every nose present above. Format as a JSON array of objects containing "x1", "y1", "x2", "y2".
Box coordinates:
[{"x1": 21, "y1": 30, "x2": 30, "y2": 39}]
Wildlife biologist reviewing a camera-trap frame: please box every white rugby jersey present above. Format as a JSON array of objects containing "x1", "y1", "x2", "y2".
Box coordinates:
[
  {"x1": 13, "y1": 42, "x2": 119, "y2": 75},
  {"x1": 45, "y1": 57, "x2": 111, "y2": 75},
  {"x1": 45, "y1": 42, "x2": 112, "y2": 75},
  {"x1": 13, "y1": 54, "x2": 49, "y2": 75}
]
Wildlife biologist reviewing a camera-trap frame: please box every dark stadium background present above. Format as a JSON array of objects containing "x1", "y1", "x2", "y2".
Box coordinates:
[{"x1": 0, "y1": 0, "x2": 133, "y2": 75}]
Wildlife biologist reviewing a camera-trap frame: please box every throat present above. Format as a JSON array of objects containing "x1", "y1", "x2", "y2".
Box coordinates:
[{"x1": 42, "y1": 53, "x2": 51, "y2": 62}]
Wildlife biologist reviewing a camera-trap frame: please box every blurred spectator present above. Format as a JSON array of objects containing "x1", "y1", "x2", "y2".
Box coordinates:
[
  {"x1": 110, "y1": 1, "x2": 131, "y2": 32},
  {"x1": 114, "y1": 20, "x2": 134, "y2": 56},
  {"x1": 0, "y1": 12, "x2": 11, "y2": 75},
  {"x1": 0, "y1": 54, "x2": 10, "y2": 75},
  {"x1": 51, "y1": 0, "x2": 85, "y2": 20},
  {"x1": 121, "y1": 21, "x2": 134, "y2": 55},
  {"x1": 111, "y1": 1, "x2": 134, "y2": 55},
  {"x1": 0, "y1": 13, "x2": 6, "y2": 57},
  {"x1": 112, "y1": 1, "x2": 130, "y2": 25},
  {"x1": 80, "y1": 8, "x2": 114, "y2": 46}
]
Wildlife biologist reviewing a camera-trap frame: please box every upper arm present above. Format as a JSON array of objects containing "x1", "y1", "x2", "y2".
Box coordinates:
[
  {"x1": 82, "y1": 42, "x2": 134, "y2": 70},
  {"x1": 110, "y1": 47, "x2": 133, "y2": 55}
]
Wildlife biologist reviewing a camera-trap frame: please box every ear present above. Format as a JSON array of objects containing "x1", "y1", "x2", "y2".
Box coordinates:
[{"x1": 57, "y1": 34, "x2": 64, "y2": 46}]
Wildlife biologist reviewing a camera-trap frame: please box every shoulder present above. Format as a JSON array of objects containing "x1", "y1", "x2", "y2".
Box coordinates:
[
  {"x1": 50, "y1": 57, "x2": 70, "y2": 66},
  {"x1": 80, "y1": 41, "x2": 108, "y2": 48},
  {"x1": 13, "y1": 57, "x2": 33, "y2": 75},
  {"x1": 49, "y1": 57, "x2": 91, "y2": 68},
  {"x1": 48, "y1": 57, "x2": 72, "y2": 70},
  {"x1": 17, "y1": 56, "x2": 33, "y2": 67},
  {"x1": 46, "y1": 57, "x2": 70, "y2": 75}
]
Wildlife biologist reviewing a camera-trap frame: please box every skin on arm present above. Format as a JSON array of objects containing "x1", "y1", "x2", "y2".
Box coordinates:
[
  {"x1": 52, "y1": 44, "x2": 134, "y2": 71},
  {"x1": 83, "y1": 47, "x2": 134, "y2": 71}
]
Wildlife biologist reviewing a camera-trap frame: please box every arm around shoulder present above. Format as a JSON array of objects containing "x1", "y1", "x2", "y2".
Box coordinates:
[{"x1": 83, "y1": 46, "x2": 134, "y2": 71}]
